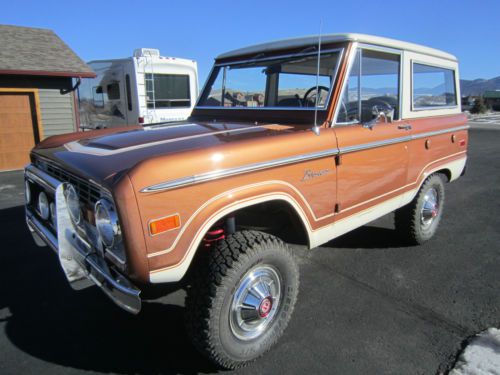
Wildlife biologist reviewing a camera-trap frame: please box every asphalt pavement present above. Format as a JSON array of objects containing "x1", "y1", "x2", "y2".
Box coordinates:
[{"x1": 0, "y1": 120, "x2": 499, "y2": 374}]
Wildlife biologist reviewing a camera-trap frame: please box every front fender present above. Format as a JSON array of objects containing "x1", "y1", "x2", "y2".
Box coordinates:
[{"x1": 143, "y1": 180, "x2": 314, "y2": 283}]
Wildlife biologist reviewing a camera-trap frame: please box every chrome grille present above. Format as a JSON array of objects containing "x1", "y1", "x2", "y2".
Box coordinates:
[{"x1": 40, "y1": 161, "x2": 101, "y2": 207}]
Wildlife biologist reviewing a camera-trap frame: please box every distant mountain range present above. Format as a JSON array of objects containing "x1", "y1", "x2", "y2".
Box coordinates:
[
  {"x1": 460, "y1": 76, "x2": 500, "y2": 96},
  {"x1": 357, "y1": 76, "x2": 500, "y2": 97}
]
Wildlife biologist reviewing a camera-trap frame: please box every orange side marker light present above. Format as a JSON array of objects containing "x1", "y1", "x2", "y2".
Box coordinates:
[{"x1": 149, "y1": 214, "x2": 181, "y2": 235}]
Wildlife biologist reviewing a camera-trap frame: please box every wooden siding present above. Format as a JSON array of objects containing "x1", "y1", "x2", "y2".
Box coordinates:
[{"x1": 38, "y1": 89, "x2": 75, "y2": 138}]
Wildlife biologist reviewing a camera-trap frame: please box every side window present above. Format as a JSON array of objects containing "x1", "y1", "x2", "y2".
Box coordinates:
[
  {"x1": 106, "y1": 82, "x2": 120, "y2": 100},
  {"x1": 412, "y1": 63, "x2": 456, "y2": 109},
  {"x1": 337, "y1": 49, "x2": 400, "y2": 124}
]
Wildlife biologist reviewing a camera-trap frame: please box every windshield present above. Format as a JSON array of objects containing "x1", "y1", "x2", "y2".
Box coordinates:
[{"x1": 198, "y1": 50, "x2": 341, "y2": 109}]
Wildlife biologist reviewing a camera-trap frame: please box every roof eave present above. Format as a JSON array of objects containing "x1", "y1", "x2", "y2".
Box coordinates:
[{"x1": 0, "y1": 69, "x2": 96, "y2": 78}]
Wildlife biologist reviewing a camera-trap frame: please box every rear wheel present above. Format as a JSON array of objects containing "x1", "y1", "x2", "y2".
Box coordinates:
[
  {"x1": 395, "y1": 173, "x2": 446, "y2": 245},
  {"x1": 185, "y1": 230, "x2": 299, "y2": 369}
]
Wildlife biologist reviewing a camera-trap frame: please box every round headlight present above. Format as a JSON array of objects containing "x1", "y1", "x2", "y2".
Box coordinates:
[
  {"x1": 64, "y1": 184, "x2": 81, "y2": 225},
  {"x1": 38, "y1": 192, "x2": 50, "y2": 220},
  {"x1": 25, "y1": 181, "x2": 31, "y2": 204},
  {"x1": 95, "y1": 199, "x2": 120, "y2": 247}
]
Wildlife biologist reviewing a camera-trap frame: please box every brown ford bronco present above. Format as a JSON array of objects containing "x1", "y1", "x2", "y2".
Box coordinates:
[{"x1": 24, "y1": 33, "x2": 468, "y2": 369}]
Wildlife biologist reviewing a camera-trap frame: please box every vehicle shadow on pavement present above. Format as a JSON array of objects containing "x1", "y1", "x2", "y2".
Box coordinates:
[
  {"x1": 0, "y1": 205, "x2": 217, "y2": 374},
  {"x1": 327, "y1": 225, "x2": 405, "y2": 249}
]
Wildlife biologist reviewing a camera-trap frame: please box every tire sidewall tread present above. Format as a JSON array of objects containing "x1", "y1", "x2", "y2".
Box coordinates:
[
  {"x1": 395, "y1": 173, "x2": 446, "y2": 245},
  {"x1": 185, "y1": 230, "x2": 299, "y2": 369}
]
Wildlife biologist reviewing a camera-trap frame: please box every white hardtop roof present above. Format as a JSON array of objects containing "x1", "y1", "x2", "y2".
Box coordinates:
[{"x1": 217, "y1": 33, "x2": 457, "y2": 62}]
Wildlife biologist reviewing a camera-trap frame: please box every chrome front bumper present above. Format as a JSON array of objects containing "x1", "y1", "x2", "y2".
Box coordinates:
[{"x1": 25, "y1": 164, "x2": 141, "y2": 314}]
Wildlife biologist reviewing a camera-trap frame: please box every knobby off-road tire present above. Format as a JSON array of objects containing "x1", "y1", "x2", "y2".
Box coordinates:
[
  {"x1": 185, "y1": 230, "x2": 299, "y2": 369},
  {"x1": 395, "y1": 173, "x2": 446, "y2": 245}
]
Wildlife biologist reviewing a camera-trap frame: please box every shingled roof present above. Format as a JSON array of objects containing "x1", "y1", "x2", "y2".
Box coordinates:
[{"x1": 0, "y1": 24, "x2": 95, "y2": 78}]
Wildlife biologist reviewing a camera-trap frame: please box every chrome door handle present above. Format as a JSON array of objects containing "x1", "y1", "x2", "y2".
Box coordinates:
[{"x1": 398, "y1": 124, "x2": 412, "y2": 131}]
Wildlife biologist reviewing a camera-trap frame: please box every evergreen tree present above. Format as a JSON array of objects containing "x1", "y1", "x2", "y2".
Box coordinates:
[{"x1": 471, "y1": 96, "x2": 488, "y2": 114}]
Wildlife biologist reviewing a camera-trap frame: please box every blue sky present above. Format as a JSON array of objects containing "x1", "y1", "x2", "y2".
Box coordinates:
[{"x1": 1, "y1": 0, "x2": 498, "y2": 83}]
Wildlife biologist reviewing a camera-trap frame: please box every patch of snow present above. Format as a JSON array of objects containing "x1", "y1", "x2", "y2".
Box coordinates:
[{"x1": 450, "y1": 328, "x2": 500, "y2": 375}]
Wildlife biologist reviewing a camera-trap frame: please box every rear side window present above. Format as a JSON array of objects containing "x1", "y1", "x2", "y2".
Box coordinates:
[{"x1": 412, "y1": 63, "x2": 456, "y2": 109}]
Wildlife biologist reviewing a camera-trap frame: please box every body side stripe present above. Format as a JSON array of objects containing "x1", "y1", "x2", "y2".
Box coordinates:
[
  {"x1": 146, "y1": 151, "x2": 466, "y2": 260},
  {"x1": 141, "y1": 125, "x2": 469, "y2": 193},
  {"x1": 148, "y1": 152, "x2": 467, "y2": 283}
]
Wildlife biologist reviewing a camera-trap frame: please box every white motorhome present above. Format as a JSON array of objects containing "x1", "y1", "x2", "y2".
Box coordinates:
[{"x1": 77, "y1": 48, "x2": 198, "y2": 129}]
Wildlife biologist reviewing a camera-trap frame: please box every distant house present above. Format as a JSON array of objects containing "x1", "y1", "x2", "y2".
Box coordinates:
[
  {"x1": 0, "y1": 24, "x2": 95, "y2": 172},
  {"x1": 483, "y1": 90, "x2": 500, "y2": 111}
]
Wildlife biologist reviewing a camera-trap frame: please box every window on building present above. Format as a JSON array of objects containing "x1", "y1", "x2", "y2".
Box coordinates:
[
  {"x1": 145, "y1": 74, "x2": 191, "y2": 108},
  {"x1": 412, "y1": 63, "x2": 457, "y2": 109}
]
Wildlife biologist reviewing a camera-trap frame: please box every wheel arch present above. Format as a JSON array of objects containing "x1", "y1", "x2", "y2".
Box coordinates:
[{"x1": 150, "y1": 191, "x2": 312, "y2": 283}]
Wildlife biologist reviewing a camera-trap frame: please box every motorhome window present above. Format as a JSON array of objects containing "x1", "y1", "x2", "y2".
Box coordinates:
[
  {"x1": 92, "y1": 86, "x2": 104, "y2": 108},
  {"x1": 336, "y1": 49, "x2": 400, "y2": 124},
  {"x1": 412, "y1": 63, "x2": 456, "y2": 109},
  {"x1": 197, "y1": 51, "x2": 340, "y2": 108},
  {"x1": 125, "y1": 74, "x2": 132, "y2": 111},
  {"x1": 107, "y1": 82, "x2": 120, "y2": 100},
  {"x1": 145, "y1": 74, "x2": 191, "y2": 108}
]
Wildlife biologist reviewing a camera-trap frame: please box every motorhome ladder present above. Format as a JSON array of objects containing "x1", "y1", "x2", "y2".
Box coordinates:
[{"x1": 144, "y1": 53, "x2": 156, "y2": 119}]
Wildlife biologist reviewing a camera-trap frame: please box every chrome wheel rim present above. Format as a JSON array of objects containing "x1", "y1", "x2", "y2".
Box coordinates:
[
  {"x1": 230, "y1": 265, "x2": 282, "y2": 341},
  {"x1": 421, "y1": 187, "x2": 439, "y2": 229}
]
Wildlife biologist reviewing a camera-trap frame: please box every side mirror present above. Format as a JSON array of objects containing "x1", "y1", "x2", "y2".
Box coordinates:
[{"x1": 363, "y1": 105, "x2": 394, "y2": 130}]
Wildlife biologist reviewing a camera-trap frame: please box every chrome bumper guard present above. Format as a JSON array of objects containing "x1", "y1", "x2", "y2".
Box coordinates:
[{"x1": 25, "y1": 164, "x2": 141, "y2": 314}]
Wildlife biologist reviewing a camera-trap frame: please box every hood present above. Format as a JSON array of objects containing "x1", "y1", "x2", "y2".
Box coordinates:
[{"x1": 33, "y1": 121, "x2": 299, "y2": 188}]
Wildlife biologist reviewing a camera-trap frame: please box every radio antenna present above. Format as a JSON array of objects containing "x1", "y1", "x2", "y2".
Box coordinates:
[{"x1": 312, "y1": 20, "x2": 323, "y2": 136}]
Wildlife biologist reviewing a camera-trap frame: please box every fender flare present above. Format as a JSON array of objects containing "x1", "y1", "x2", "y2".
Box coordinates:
[{"x1": 149, "y1": 182, "x2": 313, "y2": 283}]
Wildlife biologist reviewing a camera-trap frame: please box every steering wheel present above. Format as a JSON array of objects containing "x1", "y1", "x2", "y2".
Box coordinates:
[
  {"x1": 303, "y1": 85, "x2": 330, "y2": 107},
  {"x1": 367, "y1": 98, "x2": 393, "y2": 111}
]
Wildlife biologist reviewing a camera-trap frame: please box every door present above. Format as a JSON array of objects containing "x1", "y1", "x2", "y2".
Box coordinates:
[
  {"x1": 0, "y1": 92, "x2": 39, "y2": 171},
  {"x1": 333, "y1": 47, "x2": 410, "y2": 217}
]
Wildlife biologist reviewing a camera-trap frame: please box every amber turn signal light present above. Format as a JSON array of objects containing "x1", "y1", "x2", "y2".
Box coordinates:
[{"x1": 149, "y1": 214, "x2": 181, "y2": 235}]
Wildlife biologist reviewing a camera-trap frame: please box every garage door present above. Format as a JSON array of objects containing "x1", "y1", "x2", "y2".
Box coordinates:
[{"x1": 0, "y1": 93, "x2": 39, "y2": 171}]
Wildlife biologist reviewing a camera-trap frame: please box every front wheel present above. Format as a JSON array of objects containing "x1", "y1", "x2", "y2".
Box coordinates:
[
  {"x1": 185, "y1": 230, "x2": 299, "y2": 369},
  {"x1": 395, "y1": 173, "x2": 446, "y2": 245}
]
